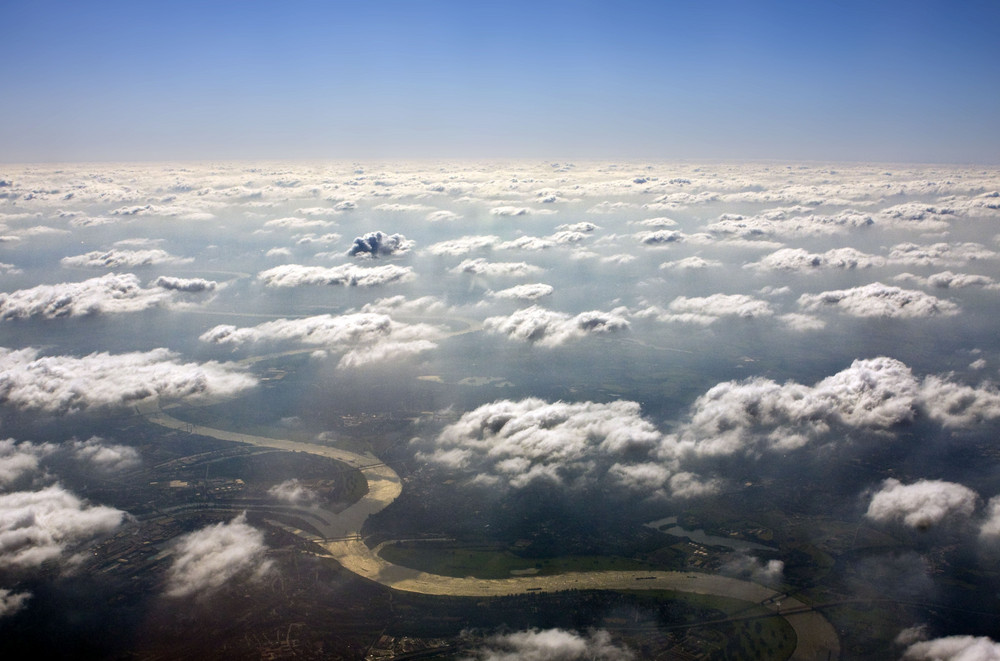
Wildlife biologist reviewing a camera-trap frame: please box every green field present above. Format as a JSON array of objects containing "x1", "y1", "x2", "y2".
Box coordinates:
[{"x1": 378, "y1": 542, "x2": 655, "y2": 579}]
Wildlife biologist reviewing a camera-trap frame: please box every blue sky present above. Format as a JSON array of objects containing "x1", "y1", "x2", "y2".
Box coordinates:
[{"x1": 2, "y1": 0, "x2": 998, "y2": 163}]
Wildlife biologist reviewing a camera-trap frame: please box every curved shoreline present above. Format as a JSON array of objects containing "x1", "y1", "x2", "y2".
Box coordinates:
[{"x1": 141, "y1": 401, "x2": 839, "y2": 661}]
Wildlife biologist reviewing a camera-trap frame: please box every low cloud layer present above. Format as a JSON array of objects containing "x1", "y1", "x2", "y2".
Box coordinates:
[
  {"x1": 61, "y1": 249, "x2": 192, "y2": 269},
  {"x1": 660, "y1": 357, "x2": 1000, "y2": 460},
  {"x1": 462, "y1": 628, "x2": 633, "y2": 661},
  {"x1": 866, "y1": 479, "x2": 979, "y2": 529},
  {"x1": 660, "y1": 256, "x2": 722, "y2": 270},
  {"x1": 637, "y1": 294, "x2": 773, "y2": 325},
  {"x1": 0, "y1": 484, "x2": 125, "y2": 569},
  {"x1": 268, "y1": 479, "x2": 317, "y2": 505},
  {"x1": 0, "y1": 347, "x2": 256, "y2": 413},
  {"x1": 426, "y1": 235, "x2": 500, "y2": 256},
  {"x1": 484, "y1": 306, "x2": 629, "y2": 347},
  {"x1": 450, "y1": 258, "x2": 544, "y2": 278},
  {"x1": 746, "y1": 247, "x2": 884, "y2": 272},
  {"x1": 0, "y1": 273, "x2": 216, "y2": 320},
  {"x1": 719, "y1": 551, "x2": 785, "y2": 587},
  {"x1": 257, "y1": 263, "x2": 414, "y2": 287},
  {"x1": 798, "y1": 283, "x2": 959, "y2": 318},
  {"x1": 417, "y1": 398, "x2": 711, "y2": 497},
  {"x1": 902, "y1": 635, "x2": 1000, "y2": 660},
  {"x1": 70, "y1": 436, "x2": 141, "y2": 473},
  {"x1": 894, "y1": 271, "x2": 1000, "y2": 290},
  {"x1": 165, "y1": 513, "x2": 272, "y2": 599},
  {"x1": 489, "y1": 283, "x2": 554, "y2": 301},
  {"x1": 152, "y1": 275, "x2": 218, "y2": 292},
  {"x1": 200, "y1": 313, "x2": 444, "y2": 368},
  {"x1": 888, "y1": 242, "x2": 997, "y2": 267},
  {"x1": 0, "y1": 439, "x2": 53, "y2": 488}
]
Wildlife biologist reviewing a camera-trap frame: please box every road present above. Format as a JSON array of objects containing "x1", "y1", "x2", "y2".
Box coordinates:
[{"x1": 140, "y1": 400, "x2": 839, "y2": 661}]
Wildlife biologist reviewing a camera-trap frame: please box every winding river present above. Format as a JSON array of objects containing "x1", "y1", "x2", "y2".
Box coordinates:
[{"x1": 140, "y1": 401, "x2": 839, "y2": 660}]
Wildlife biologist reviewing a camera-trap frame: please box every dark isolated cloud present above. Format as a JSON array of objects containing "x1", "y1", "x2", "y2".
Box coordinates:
[
  {"x1": 462, "y1": 628, "x2": 633, "y2": 661},
  {"x1": 346, "y1": 231, "x2": 415, "y2": 258},
  {"x1": 164, "y1": 513, "x2": 272, "y2": 599},
  {"x1": 0, "y1": 484, "x2": 126, "y2": 569},
  {"x1": 484, "y1": 306, "x2": 629, "y2": 347},
  {"x1": 60, "y1": 249, "x2": 193, "y2": 269},
  {"x1": 0, "y1": 588, "x2": 30, "y2": 618},
  {"x1": 257, "y1": 263, "x2": 414, "y2": 287},
  {"x1": 798, "y1": 283, "x2": 959, "y2": 318},
  {"x1": 865, "y1": 478, "x2": 978, "y2": 529},
  {"x1": 0, "y1": 347, "x2": 256, "y2": 414}
]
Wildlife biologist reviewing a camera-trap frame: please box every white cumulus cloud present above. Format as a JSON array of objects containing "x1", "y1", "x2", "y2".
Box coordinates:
[
  {"x1": 450, "y1": 258, "x2": 544, "y2": 278},
  {"x1": 257, "y1": 263, "x2": 414, "y2": 287},
  {"x1": 164, "y1": 513, "x2": 272, "y2": 599},
  {"x1": 489, "y1": 283, "x2": 554, "y2": 301},
  {"x1": 798, "y1": 283, "x2": 959, "y2": 318},
  {"x1": 0, "y1": 484, "x2": 125, "y2": 569},
  {"x1": 902, "y1": 635, "x2": 1000, "y2": 660},
  {"x1": 60, "y1": 249, "x2": 192, "y2": 269},
  {"x1": 462, "y1": 628, "x2": 633, "y2": 661},
  {"x1": 0, "y1": 347, "x2": 256, "y2": 414},
  {"x1": 484, "y1": 306, "x2": 629, "y2": 347},
  {"x1": 866, "y1": 478, "x2": 978, "y2": 529}
]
